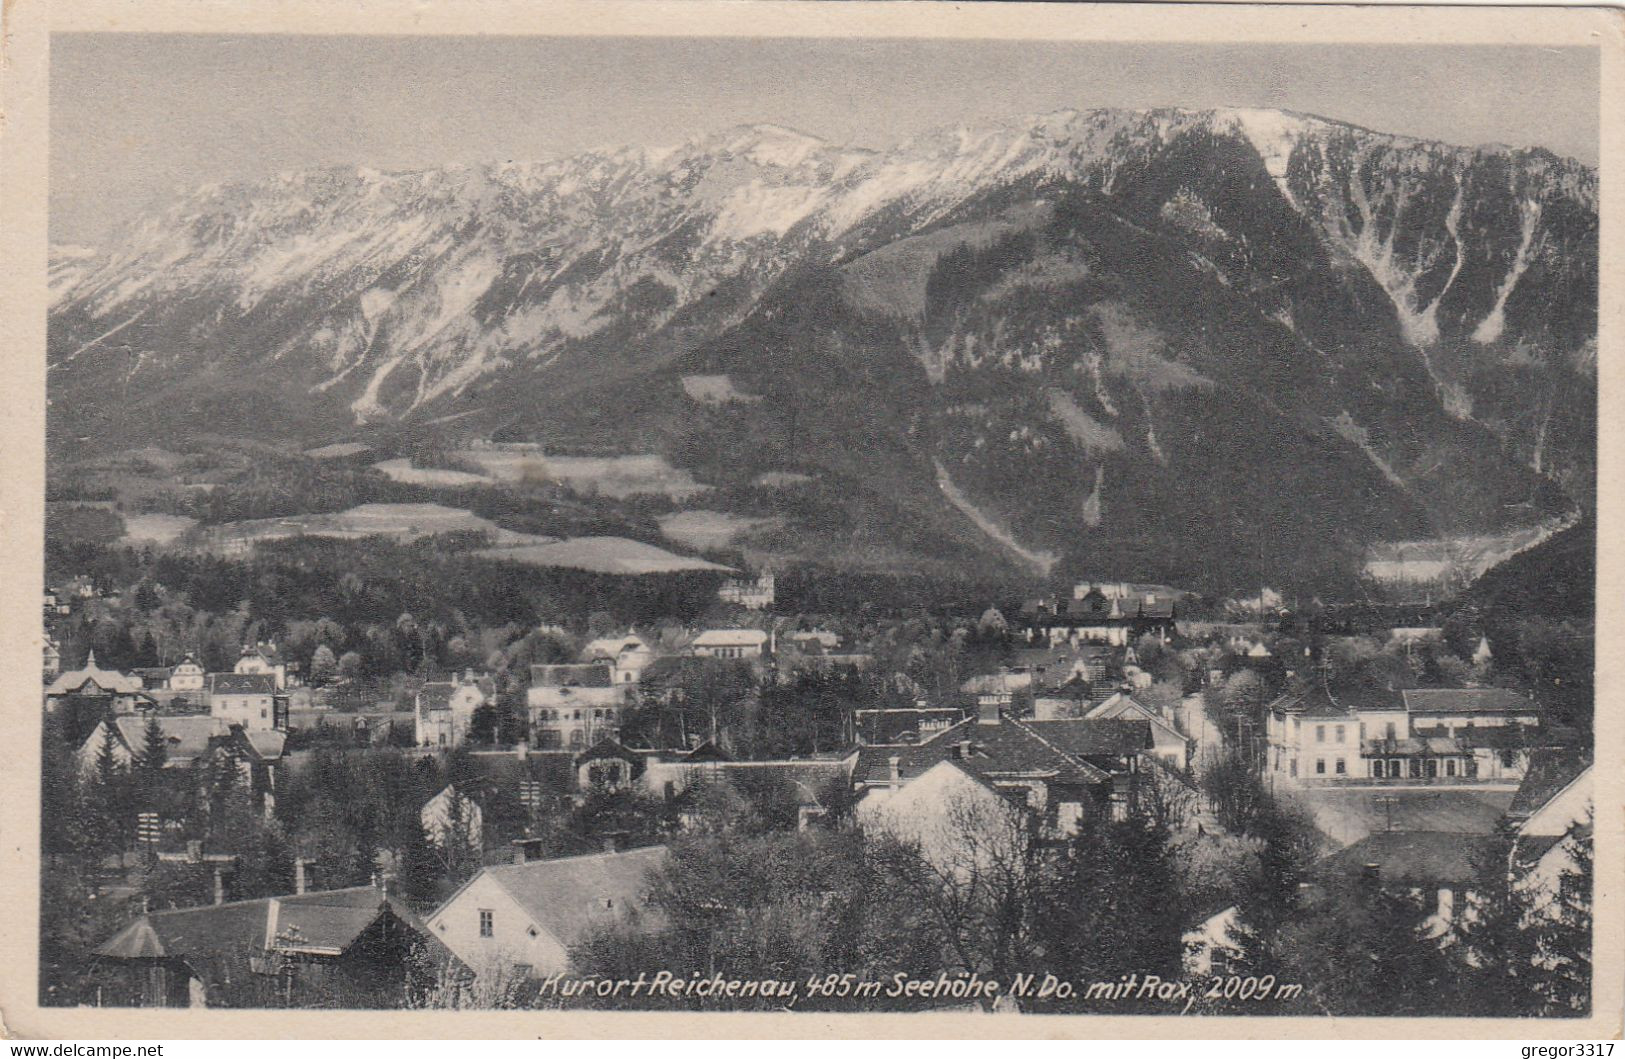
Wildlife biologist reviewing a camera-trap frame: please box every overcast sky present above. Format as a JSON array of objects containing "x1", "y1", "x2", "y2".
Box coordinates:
[{"x1": 49, "y1": 34, "x2": 1600, "y2": 245}]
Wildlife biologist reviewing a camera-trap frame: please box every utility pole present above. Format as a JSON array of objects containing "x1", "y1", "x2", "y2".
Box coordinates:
[{"x1": 1374, "y1": 794, "x2": 1400, "y2": 833}]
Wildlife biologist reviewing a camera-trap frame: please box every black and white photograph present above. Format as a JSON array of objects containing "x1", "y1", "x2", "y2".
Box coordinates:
[{"x1": 9, "y1": 0, "x2": 1614, "y2": 1034}]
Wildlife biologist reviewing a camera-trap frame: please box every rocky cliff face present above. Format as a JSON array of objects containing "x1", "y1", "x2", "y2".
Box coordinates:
[{"x1": 48, "y1": 108, "x2": 1595, "y2": 591}]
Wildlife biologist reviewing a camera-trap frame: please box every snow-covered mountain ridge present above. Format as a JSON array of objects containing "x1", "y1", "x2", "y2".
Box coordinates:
[
  {"x1": 48, "y1": 107, "x2": 1596, "y2": 588},
  {"x1": 52, "y1": 106, "x2": 1594, "y2": 427}
]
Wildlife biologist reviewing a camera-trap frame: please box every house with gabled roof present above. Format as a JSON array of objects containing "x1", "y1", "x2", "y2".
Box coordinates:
[
  {"x1": 234, "y1": 641, "x2": 290, "y2": 689},
  {"x1": 526, "y1": 663, "x2": 625, "y2": 751},
  {"x1": 414, "y1": 672, "x2": 490, "y2": 748},
  {"x1": 208, "y1": 672, "x2": 283, "y2": 731},
  {"x1": 1316, "y1": 830, "x2": 1502, "y2": 935},
  {"x1": 691, "y1": 628, "x2": 769, "y2": 659},
  {"x1": 850, "y1": 703, "x2": 1153, "y2": 837},
  {"x1": 45, "y1": 650, "x2": 150, "y2": 711},
  {"x1": 77, "y1": 714, "x2": 227, "y2": 775},
  {"x1": 169, "y1": 654, "x2": 206, "y2": 692},
  {"x1": 1085, "y1": 691, "x2": 1192, "y2": 769},
  {"x1": 1506, "y1": 748, "x2": 1592, "y2": 915},
  {"x1": 855, "y1": 758, "x2": 1031, "y2": 876},
  {"x1": 1264, "y1": 682, "x2": 1359, "y2": 784},
  {"x1": 91, "y1": 883, "x2": 451, "y2": 1007},
  {"x1": 581, "y1": 634, "x2": 654, "y2": 685},
  {"x1": 1018, "y1": 584, "x2": 1178, "y2": 647},
  {"x1": 425, "y1": 845, "x2": 667, "y2": 980}
]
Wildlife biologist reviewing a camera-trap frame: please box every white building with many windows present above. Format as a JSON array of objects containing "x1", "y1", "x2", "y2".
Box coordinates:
[{"x1": 690, "y1": 628, "x2": 769, "y2": 660}]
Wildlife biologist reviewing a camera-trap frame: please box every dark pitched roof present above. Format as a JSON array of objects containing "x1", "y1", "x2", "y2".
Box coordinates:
[
  {"x1": 1317, "y1": 831, "x2": 1500, "y2": 887},
  {"x1": 1507, "y1": 747, "x2": 1592, "y2": 820},
  {"x1": 882, "y1": 715, "x2": 1114, "y2": 788},
  {"x1": 1022, "y1": 717, "x2": 1154, "y2": 758},
  {"x1": 93, "y1": 885, "x2": 443, "y2": 971},
  {"x1": 240, "y1": 644, "x2": 285, "y2": 665},
  {"x1": 207, "y1": 673, "x2": 276, "y2": 695},
  {"x1": 683, "y1": 740, "x2": 732, "y2": 763},
  {"x1": 222, "y1": 726, "x2": 288, "y2": 763},
  {"x1": 1268, "y1": 682, "x2": 1360, "y2": 720},
  {"x1": 529, "y1": 663, "x2": 613, "y2": 688},
  {"x1": 100, "y1": 715, "x2": 225, "y2": 764},
  {"x1": 1402, "y1": 688, "x2": 1538, "y2": 715},
  {"x1": 1428, "y1": 723, "x2": 1552, "y2": 750},
  {"x1": 574, "y1": 738, "x2": 641, "y2": 768}
]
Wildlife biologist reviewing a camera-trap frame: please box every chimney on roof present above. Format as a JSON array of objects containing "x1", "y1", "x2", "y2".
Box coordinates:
[
  {"x1": 516, "y1": 740, "x2": 529, "y2": 761},
  {"x1": 978, "y1": 700, "x2": 1001, "y2": 725},
  {"x1": 1361, "y1": 863, "x2": 1381, "y2": 883},
  {"x1": 293, "y1": 857, "x2": 309, "y2": 895},
  {"x1": 186, "y1": 839, "x2": 203, "y2": 863},
  {"x1": 213, "y1": 867, "x2": 226, "y2": 906},
  {"x1": 510, "y1": 836, "x2": 546, "y2": 864},
  {"x1": 887, "y1": 755, "x2": 901, "y2": 785},
  {"x1": 602, "y1": 831, "x2": 629, "y2": 854},
  {"x1": 955, "y1": 739, "x2": 973, "y2": 761}
]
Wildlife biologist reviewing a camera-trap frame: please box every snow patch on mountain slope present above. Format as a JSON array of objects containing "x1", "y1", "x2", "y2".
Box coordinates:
[
  {"x1": 1224, "y1": 108, "x2": 1312, "y2": 191},
  {"x1": 1081, "y1": 465, "x2": 1105, "y2": 528},
  {"x1": 351, "y1": 353, "x2": 408, "y2": 422},
  {"x1": 933, "y1": 458, "x2": 1057, "y2": 577},
  {"x1": 1328, "y1": 411, "x2": 1406, "y2": 488},
  {"x1": 399, "y1": 251, "x2": 503, "y2": 354},
  {"x1": 1045, "y1": 388, "x2": 1124, "y2": 455},
  {"x1": 55, "y1": 309, "x2": 148, "y2": 366},
  {"x1": 711, "y1": 182, "x2": 828, "y2": 240},
  {"x1": 1473, "y1": 199, "x2": 1542, "y2": 344},
  {"x1": 1337, "y1": 151, "x2": 1440, "y2": 347},
  {"x1": 1413, "y1": 174, "x2": 1467, "y2": 346}
]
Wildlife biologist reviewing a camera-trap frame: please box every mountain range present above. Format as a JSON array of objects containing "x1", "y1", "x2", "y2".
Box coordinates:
[{"x1": 48, "y1": 107, "x2": 1597, "y2": 594}]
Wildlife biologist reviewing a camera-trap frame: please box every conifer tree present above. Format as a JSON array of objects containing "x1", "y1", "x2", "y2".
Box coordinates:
[{"x1": 87, "y1": 723, "x2": 131, "y2": 858}]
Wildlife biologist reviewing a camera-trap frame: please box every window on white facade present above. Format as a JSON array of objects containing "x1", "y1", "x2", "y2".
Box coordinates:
[
  {"x1": 1335, "y1": 758, "x2": 1346, "y2": 775},
  {"x1": 1315, "y1": 759, "x2": 1326, "y2": 775},
  {"x1": 479, "y1": 910, "x2": 493, "y2": 937},
  {"x1": 1315, "y1": 726, "x2": 1325, "y2": 743},
  {"x1": 1335, "y1": 726, "x2": 1345, "y2": 743}
]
